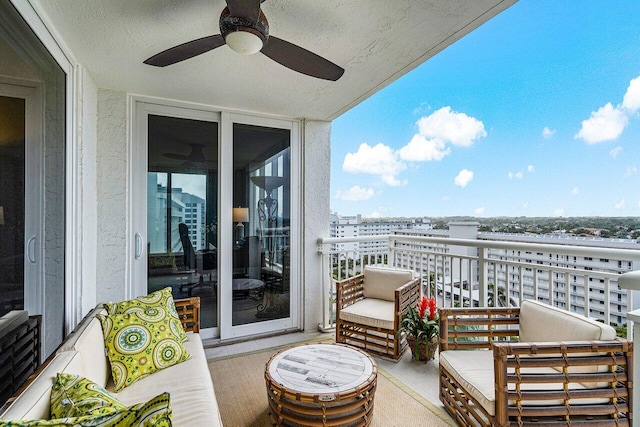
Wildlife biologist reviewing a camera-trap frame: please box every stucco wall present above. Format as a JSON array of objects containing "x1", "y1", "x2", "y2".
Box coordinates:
[
  {"x1": 96, "y1": 89, "x2": 128, "y2": 304},
  {"x1": 302, "y1": 120, "x2": 331, "y2": 331},
  {"x1": 92, "y1": 93, "x2": 332, "y2": 334}
]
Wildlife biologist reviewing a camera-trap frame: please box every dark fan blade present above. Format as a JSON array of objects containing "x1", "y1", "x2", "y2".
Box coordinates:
[
  {"x1": 144, "y1": 35, "x2": 225, "y2": 67},
  {"x1": 261, "y1": 36, "x2": 344, "y2": 81},
  {"x1": 226, "y1": 0, "x2": 262, "y2": 23}
]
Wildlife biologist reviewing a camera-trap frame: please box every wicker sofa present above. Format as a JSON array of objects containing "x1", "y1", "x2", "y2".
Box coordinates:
[
  {"x1": 335, "y1": 265, "x2": 420, "y2": 360},
  {"x1": 0, "y1": 297, "x2": 223, "y2": 426},
  {"x1": 438, "y1": 300, "x2": 632, "y2": 426}
]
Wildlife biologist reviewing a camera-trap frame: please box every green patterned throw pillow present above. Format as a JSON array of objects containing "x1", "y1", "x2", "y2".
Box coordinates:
[
  {"x1": 0, "y1": 392, "x2": 172, "y2": 426},
  {"x1": 50, "y1": 373, "x2": 126, "y2": 419},
  {"x1": 104, "y1": 287, "x2": 188, "y2": 343},
  {"x1": 97, "y1": 310, "x2": 191, "y2": 392}
]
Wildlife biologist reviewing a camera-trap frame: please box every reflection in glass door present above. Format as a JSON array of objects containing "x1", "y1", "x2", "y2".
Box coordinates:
[
  {"x1": 147, "y1": 115, "x2": 218, "y2": 329},
  {"x1": 232, "y1": 123, "x2": 290, "y2": 326},
  {"x1": 0, "y1": 95, "x2": 26, "y2": 316}
]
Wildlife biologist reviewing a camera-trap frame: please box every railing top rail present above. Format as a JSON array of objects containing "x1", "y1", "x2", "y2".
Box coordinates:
[{"x1": 318, "y1": 234, "x2": 640, "y2": 261}]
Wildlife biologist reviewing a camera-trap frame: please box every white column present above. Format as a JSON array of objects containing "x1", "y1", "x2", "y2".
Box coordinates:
[{"x1": 618, "y1": 270, "x2": 640, "y2": 427}]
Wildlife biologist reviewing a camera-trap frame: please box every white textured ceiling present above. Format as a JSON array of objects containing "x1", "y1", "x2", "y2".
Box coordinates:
[{"x1": 33, "y1": 0, "x2": 515, "y2": 121}]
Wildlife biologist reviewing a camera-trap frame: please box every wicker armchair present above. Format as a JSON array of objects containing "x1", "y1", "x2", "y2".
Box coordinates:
[
  {"x1": 438, "y1": 300, "x2": 632, "y2": 426},
  {"x1": 335, "y1": 265, "x2": 420, "y2": 360}
]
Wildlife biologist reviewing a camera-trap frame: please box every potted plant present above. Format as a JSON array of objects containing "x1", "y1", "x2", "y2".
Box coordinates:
[{"x1": 397, "y1": 296, "x2": 439, "y2": 362}]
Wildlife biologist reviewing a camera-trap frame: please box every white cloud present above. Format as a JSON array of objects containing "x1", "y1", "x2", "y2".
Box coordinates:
[
  {"x1": 454, "y1": 169, "x2": 474, "y2": 188},
  {"x1": 571, "y1": 187, "x2": 579, "y2": 195},
  {"x1": 522, "y1": 202, "x2": 529, "y2": 209},
  {"x1": 542, "y1": 127, "x2": 556, "y2": 138},
  {"x1": 398, "y1": 135, "x2": 449, "y2": 161},
  {"x1": 615, "y1": 199, "x2": 626, "y2": 210},
  {"x1": 442, "y1": 196, "x2": 451, "y2": 202},
  {"x1": 369, "y1": 210, "x2": 381, "y2": 219},
  {"x1": 575, "y1": 103, "x2": 628, "y2": 144},
  {"x1": 417, "y1": 106, "x2": 487, "y2": 147},
  {"x1": 382, "y1": 176, "x2": 407, "y2": 186},
  {"x1": 622, "y1": 76, "x2": 640, "y2": 114},
  {"x1": 475, "y1": 207, "x2": 485, "y2": 215},
  {"x1": 554, "y1": 208, "x2": 565, "y2": 217},
  {"x1": 336, "y1": 185, "x2": 375, "y2": 201},
  {"x1": 343, "y1": 142, "x2": 406, "y2": 186},
  {"x1": 509, "y1": 168, "x2": 531, "y2": 179},
  {"x1": 625, "y1": 166, "x2": 638, "y2": 177},
  {"x1": 610, "y1": 146, "x2": 623, "y2": 159}
]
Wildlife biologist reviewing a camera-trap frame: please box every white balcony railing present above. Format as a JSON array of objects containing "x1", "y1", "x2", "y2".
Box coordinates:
[{"x1": 318, "y1": 234, "x2": 640, "y2": 335}]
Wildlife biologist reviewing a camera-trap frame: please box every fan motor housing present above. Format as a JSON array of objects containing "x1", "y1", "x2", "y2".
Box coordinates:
[{"x1": 219, "y1": 7, "x2": 269, "y2": 45}]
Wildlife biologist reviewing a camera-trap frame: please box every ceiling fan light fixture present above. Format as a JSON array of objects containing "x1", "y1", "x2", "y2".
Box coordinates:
[
  {"x1": 219, "y1": 6, "x2": 268, "y2": 55},
  {"x1": 225, "y1": 29, "x2": 263, "y2": 55}
]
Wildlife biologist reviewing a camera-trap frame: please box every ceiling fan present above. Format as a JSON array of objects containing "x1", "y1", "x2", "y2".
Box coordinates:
[
  {"x1": 163, "y1": 143, "x2": 213, "y2": 167},
  {"x1": 143, "y1": 0, "x2": 344, "y2": 81}
]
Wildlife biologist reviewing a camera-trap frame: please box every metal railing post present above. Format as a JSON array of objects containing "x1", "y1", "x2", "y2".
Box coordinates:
[
  {"x1": 478, "y1": 247, "x2": 487, "y2": 306},
  {"x1": 618, "y1": 270, "x2": 640, "y2": 427}
]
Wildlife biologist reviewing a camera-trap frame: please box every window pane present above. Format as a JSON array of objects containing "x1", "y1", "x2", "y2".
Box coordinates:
[
  {"x1": 232, "y1": 123, "x2": 290, "y2": 326},
  {"x1": 147, "y1": 115, "x2": 218, "y2": 329}
]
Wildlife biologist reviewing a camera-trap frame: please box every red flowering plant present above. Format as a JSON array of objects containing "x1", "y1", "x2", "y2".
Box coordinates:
[{"x1": 397, "y1": 296, "x2": 439, "y2": 344}]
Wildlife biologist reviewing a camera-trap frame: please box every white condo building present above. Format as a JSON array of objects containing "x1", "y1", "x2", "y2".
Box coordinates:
[{"x1": 330, "y1": 215, "x2": 640, "y2": 326}]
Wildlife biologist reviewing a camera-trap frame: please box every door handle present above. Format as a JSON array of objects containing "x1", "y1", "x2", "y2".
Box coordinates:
[
  {"x1": 27, "y1": 235, "x2": 36, "y2": 263},
  {"x1": 135, "y1": 233, "x2": 144, "y2": 260}
]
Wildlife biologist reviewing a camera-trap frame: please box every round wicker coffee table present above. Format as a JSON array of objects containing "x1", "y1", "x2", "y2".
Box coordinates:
[{"x1": 265, "y1": 343, "x2": 377, "y2": 427}]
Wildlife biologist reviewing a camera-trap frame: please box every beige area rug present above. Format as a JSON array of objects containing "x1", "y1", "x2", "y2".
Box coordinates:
[{"x1": 208, "y1": 344, "x2": 455, "y2": 427}]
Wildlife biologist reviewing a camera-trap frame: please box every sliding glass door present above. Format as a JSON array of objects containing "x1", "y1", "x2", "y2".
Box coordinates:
[
  {"x1": 133, "y1": 103, "x2": 299, "y2": 340},
  {"x1": 146, "y1": 115, "x2": 218, "y2": 330}
]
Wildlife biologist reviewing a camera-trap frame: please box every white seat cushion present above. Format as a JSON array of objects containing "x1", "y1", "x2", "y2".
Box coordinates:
[
  {"x1": 440, "y1": 350, "x2": 610, "y2": 417},
  {"x1": 109, "y1": 333, "x2": 222, "y2": 427},
  {"x1": 0, "y1": 310, "x2": 29, "y2": 339},
  {"x1": 340, "y1": 298, "x2": 395, "y2": 330}
]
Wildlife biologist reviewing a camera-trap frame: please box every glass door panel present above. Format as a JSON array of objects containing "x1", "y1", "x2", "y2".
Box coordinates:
[
  {"x1": 232, "y1": 123, "x2": 290, "y2": 326},
  {"x1": 0, "y1": 95, "x2": 26, "y2": 316},
  {"x1": 147, "y1": 115, "x2": 218, "y2": 329}
]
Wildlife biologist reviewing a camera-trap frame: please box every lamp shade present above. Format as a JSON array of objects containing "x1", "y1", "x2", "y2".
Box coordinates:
[{"x1": 232, "y1": 207, "x2": 249, "y2": 225}]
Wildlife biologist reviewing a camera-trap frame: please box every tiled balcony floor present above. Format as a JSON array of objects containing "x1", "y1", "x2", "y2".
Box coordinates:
[{"x1": 203, "y1": 332, "x2": 448, "y2": 417}]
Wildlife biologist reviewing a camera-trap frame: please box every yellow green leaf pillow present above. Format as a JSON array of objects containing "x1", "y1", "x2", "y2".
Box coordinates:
[
  {"x1": 50, "y1": 373, "x2": 126, "y2": 418},
  {"x1": 0, "y1": 392, "x2": 171, "y2": 426},
  {"x1": 97, "y1": 310, "x2": 191, "y2": 392},
  {"x1": 103, "y1": 287, "x2": 188, "y2": 343}
]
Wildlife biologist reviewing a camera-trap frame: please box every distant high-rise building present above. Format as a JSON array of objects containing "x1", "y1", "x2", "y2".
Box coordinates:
[{"x1": 148, "y1": 179, "x2": 207, "y2": 254}]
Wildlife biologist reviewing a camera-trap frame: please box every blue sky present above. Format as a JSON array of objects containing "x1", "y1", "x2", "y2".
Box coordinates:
[{"x1": 330, "y1": 1, "x2": 640, "y2": 219}]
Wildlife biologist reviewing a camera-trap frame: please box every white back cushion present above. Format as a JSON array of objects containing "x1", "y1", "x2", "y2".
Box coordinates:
[
  {"x1": 362, "y1": 266, "x2": 413, "y2": 302},
  {"x1": 519, "y1": 299, "x2": 615, "y2": 342},
  {"x1": 0, "y1": 351, "x2": 83, "y2": 420},
  {"x1": 57, "y1": 306, "x2": 110, "y2": 387}
]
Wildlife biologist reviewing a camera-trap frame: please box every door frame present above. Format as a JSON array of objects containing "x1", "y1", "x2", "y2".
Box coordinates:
[
  {"x1": 131, "y1": 98, "x2": 221, "y2": 339},
  {"x1": 131, "y1": 96, "x2": 301, "y2": 341}
]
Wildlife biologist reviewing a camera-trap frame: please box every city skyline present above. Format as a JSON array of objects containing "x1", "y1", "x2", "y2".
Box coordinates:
[{"x1": 330, "y1": 1, "x2": 640, "y2": 219}]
